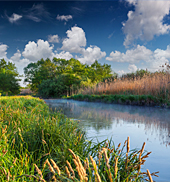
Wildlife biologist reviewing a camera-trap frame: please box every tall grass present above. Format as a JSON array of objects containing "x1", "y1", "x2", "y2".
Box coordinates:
[
  {"x1": 0, "y1": 96, "x2": 158, "y2": 181},
  {"x1": 80, "y1": 72, "x2": 170, "y2": 100}
]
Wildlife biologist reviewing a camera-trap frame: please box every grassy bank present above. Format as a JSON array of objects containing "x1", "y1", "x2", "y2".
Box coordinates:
[
  {"x1": 65, "y1": 94, "x2": 170, "y2": 107},
  {"x1": 0, "y1": 96, "x2": 158, "y2": 181}
]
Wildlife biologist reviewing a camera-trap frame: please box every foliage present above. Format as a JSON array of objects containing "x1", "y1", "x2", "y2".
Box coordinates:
[
  {"x1": 0, "y1": 59, "x2": 21, "y2": 95},
  {"x1": 66, "y1": 94, "x2": 168, "y2": 107},
  {"x1": 0, "y1": 96, "x2": 157, "y2": 181},
  {"x1": 24, "y1": 58, "x2": 115, "y2": 97}
]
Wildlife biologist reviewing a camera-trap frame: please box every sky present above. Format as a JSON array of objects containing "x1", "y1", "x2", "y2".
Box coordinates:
[{"x1": 1, "y1": 0, "x2": 170, "y2": 86}]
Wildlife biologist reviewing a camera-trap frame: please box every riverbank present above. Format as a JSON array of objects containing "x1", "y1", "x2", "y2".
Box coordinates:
[
  {"x1": 0, "y1": 96, "x2": 157, "y2": 181},
  {"x1": 64, "y1": 94, "x2": 170, "y2": 108}
]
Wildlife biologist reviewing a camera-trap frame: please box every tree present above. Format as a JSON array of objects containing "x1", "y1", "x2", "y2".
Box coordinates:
[
  {"x1": 24, "y1": 58, "x2": 57, "y2": 91},
  {"x1": 0, "y1": 59, "x2": 21, "y2": 95}
]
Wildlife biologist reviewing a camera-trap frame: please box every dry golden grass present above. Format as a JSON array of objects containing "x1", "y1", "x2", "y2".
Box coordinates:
[
  {"x1": 31, "y1": 137, "x2": 158, "y2": 182},
  {"x1": 81, "y1": 72, "x2": 170, "y2": 99}
]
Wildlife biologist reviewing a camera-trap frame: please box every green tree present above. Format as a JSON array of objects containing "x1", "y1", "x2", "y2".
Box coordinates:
[
  {"x1": 0, "y1": 59, "x2": 21, "y2": 95},
  {"x1": 87, "y1": 60, "x2": 113, "y2": 83},
  {"x1": 24, "y1": 58, "x2": 57, "y2": 91}
]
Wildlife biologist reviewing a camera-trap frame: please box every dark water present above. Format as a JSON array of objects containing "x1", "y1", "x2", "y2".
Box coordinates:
[{"x1": 45, "y1": 99, "x2": 170, "y2": 181}]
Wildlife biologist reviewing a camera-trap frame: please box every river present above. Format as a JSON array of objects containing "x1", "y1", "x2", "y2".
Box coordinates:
[{"x1": 45, "y1": 99, "x2": 170, "y2": 181}]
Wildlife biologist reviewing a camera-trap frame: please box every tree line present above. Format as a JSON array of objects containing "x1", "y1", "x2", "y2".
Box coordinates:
[
  {"x1": 0, "y1": 57, "x2": 157, "y2": 97},
  {"x1": 24, "y1": 58, "x2": 115, "y2": 97}
]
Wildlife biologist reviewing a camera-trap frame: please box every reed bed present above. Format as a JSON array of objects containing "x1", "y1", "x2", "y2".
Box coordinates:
[
  {"x1": 0, "y1": 96, "x2": 158, "y2": 181},
  {"x1": 80, "y1": 73, "x2": 170, "y2": 101}
]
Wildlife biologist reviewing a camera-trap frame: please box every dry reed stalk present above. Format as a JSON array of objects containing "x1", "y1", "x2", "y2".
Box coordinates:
[
  {"x1": 42, "y1": 139, "x2": 47, "y2": 145},
  {"x1": 13, "y1": 158, "x2": 17, "y2": 165},
  {"x1": 147, "y1": 169, "x2": 153, "y2": 182},
  {"x1": 50, "y1": 159, "x2": 61, "y2": 176},
  {"x1": 85, "y1": 158, "x2": 89, "y2": 169},
  {"x1": 69, "y1": 149, "x2": 87, "y2": 181},
  {"x1": 68, "y1": 149, "x2": 77, "y2": 159},
  {"x1": 46, "y1": 159, "x2": 55, "y2": 174},
  {"x1": 127, "y1": 137, "x2": 130, "y2": 153},
  {"x1": 103, "y1": 150, "x2": 113, "y2": 182},
  {"x1": 34, "y1": 164, "x2": 43, "y2": 178},
  {"x1": 2, "y1": 149, "x2": 8, "y2": 156},
  {"x1": 65, "y1": 166, "x2": 71, "y2": 178},
  {"x1": 66, "y1": 160, "x2": 75, "y2": 177},
  {"x1": 114, "y1": 157, "x2": 118, "y2": 178},
  {"x1": 98, "y1": 151, "x2": 102, "y2": 166},
  {"x1": 141, "y1": 152, "x2": 152, "y2": 160},
  {"x1": 89, "y1": 156, "x2": 102, "y2": 182},
  {"x1": 151, "y1": 171, "x2": 159, "y2": 178}
]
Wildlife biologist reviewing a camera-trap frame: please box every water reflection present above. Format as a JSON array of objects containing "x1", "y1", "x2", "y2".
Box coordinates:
[
  {"x1": 46, "y1": 99, "x2": 170, "y2": 147},
  {"x1": 45, "y1": 99, "x2": 170, "y2": 181}
]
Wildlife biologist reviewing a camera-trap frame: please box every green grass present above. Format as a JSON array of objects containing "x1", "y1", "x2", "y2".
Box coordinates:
[{"x1": 0, "y1": 96, "x2": 158, "y2": 181}]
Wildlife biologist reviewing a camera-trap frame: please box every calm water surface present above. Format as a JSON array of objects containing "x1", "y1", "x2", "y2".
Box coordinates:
[{"x1": 45, "y1": 99, "x2": 170, "y2": 181}]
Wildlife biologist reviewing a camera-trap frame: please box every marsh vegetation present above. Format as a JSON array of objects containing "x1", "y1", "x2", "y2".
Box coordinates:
[{"x1": 0, "y1": 96, "x2": 158, "y2": 181}]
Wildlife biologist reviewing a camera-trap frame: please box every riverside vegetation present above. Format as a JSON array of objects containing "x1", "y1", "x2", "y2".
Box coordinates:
[
  {"x1": 66, "y1": 65, "x2": 170, "y2": 107},
  {"x1": 0, "y1": 96, "x2": 159, "y2": 181}
]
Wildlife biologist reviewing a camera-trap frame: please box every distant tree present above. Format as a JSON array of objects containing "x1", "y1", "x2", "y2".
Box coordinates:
[
  {"x1": 87, "y1": 60, "x2": 113, "y2": 83},
  {"x1": 0, "y1": 59, "x2": 21, "y2": 95},
  {"x1": 24, "y1": 58, "x2": 115, "y2": 97}
]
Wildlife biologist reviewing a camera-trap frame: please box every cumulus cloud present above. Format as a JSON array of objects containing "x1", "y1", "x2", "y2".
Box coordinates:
[
  {"x1": 61, "y1": 26, "x2": 106, "y2": 64},
  {"x1": 0, "y1": 44, "x2": 8, "y2": 59},
  {"x1": 106, "y1": 45, "x2": 152, "y2": 63},
  {"x1": 48, "y1": 34, "x2": 59, "y2": 43},
  {"x1": 7, "y1": 13, "x2": 22, "y2": 23},
  {"x1": 123, "y1": 0, "x2": 170, "y2": 47},
  {"x1": 106, "y1": 44, "x2": 170, "y2": 71},
  {"x1": 56, "y1": 14, "x2": 72, "y2": 21},
  {"x1": 61, "y1": 26, "x2": 86, "y2": 54},
  {"x1": 76, "y1": 45, "x2": 106, "y2": 64},
  {"x1": 10, "y1": 50, "x2": 21, "y2": 62},
  {"x1": 52, "y1": 51, "x2": 73, "y2": 60},
  {"x1": 128, "y1": 64, "x2": 137, "y2": 72},
  {"x1": 22, "y1": 39, "x2": 53, "y2": 62}
]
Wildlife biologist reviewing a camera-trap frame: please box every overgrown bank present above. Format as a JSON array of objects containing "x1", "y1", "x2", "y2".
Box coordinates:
[
  {"x1": 65, "y1": 94, "x2": 170, "y2": 108},
  {"x1": 0, "y1": 96, "x2": 158, "y2": 181}
]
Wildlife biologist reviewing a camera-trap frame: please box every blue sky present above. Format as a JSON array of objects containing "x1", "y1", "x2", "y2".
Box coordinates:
[{"x1": 1, "y1": 0, "x2": 170, "y2": 86}]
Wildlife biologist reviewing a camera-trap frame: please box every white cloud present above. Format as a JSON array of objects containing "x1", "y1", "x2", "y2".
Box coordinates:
[
  {"x1": 61, "y1": 26, "x2": 86, "y2": 54},
  {"x1": 76, "y1": 45, "x2": 106, "y2": 64},
  {"x1": 22, "y1": 39, "x2": 53, "y2": 62},
  {"x1": 10, "y1": 50, "x2": 21, "y2": 62},
  {"x1": 123, "y1": 0, "x2": 170, "y2": 47},
  {"x1": 106, "y1": 44, "x2": 170, "y2": 71},
  {"x1": 56, "y1": 14, "x2": 72, "y2": 21},
  {"x1": 52, "y1": 51, "x2": 73, "y2": 60},
  {"x1": 106, "y1": 45, "x2": 152, "y2": 63},
  {"x1": 61, "y1": 26, "x2": 105, "y2": 64},
  {"x1": 0, "y1": 44, "x2": 8, "y2": 60},
  {"x1": 25, "y1": 3, "x2": 51, "y2": 22},
  {"x1": 128, "y1": 64, "x2": 137, "y2": 72},
  {"x1": 8, "y1": 13, "x2": 22, "y2": 23},
  {"x1": 48, "y1": 34, "x2": 59, "y2": 43}
]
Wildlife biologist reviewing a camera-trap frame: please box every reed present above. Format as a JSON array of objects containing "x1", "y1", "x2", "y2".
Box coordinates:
[
  {"x1": 79, "y1": 72, "x2": 170, "y2": 102},
  {"x1": 28, "y1": 138, "x2": 158, "y2": 182}
]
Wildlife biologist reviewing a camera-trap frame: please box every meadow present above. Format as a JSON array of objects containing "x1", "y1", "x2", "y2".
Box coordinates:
[{"x1": 0, "y1": 96, "x2": 158, "y2": 181}]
